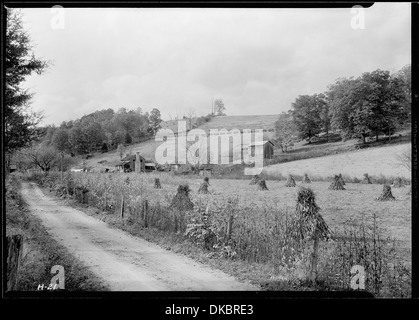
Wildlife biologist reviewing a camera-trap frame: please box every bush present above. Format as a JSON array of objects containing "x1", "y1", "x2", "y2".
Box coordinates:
[{"x1": 319, "y1": 215, "x2": 411, "y2": 297}]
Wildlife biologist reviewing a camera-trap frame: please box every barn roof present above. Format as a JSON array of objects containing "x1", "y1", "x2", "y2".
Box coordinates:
[
  {"x1": 121, "y1": 154, "x2": 145, "y2": 161},
  {"x1": 115, "y1": 161, "x2": 129, "y2": 166},
  {"x1": 248, "y1": 140, "x2": 274, "y2": 147}
]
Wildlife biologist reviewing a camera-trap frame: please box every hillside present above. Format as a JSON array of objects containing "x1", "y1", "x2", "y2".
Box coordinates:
[
  {"x1": 197, "y1": 115, "x2": 278, "y2": 139},
  {"x1": 83, "y1": 115, "x2": 280, "y2": 170},
  {"x1": 262, "y1": 143, "x2": 411, "y2": 180},
  {"x1": 82, "y1": 115, "x2": 411, "y2": 179}
]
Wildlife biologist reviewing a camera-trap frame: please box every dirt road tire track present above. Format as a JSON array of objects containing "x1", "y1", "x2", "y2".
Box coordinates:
[{"x1": 20, "y1": 182, "x2": 259, "y2": 291}]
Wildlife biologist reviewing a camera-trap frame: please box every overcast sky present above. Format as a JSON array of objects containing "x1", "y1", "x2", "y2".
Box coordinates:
[{"x1": 20, "y1": 3, "x2": 411, "y2": 126}]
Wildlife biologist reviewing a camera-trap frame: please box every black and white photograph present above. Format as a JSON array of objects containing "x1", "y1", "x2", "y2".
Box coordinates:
[{"x1": 3, "y1": 1, "x2": 414, "y2": 307}]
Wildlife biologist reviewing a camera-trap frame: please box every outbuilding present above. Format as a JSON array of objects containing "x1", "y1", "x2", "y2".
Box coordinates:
[{"x1": 247, "y1": 140, "x2": 274, "y2": 159}]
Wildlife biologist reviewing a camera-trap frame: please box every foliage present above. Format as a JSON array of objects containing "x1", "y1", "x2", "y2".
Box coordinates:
[
  {"x1": 327, "y1": 69, "x2": 409, "y2": 143},
  {"x1": 213, "y1": 99, "x2": 226, "y2": 116},
  {"x1": 321, "y1": 216, "x2": 411, "y2": 297},
  {"x1": 5, "y1": 9, "x2": 49, "y2": 155},
  {"x1": 291, "y1": 94, "x2": 327, "y2": 143},
  {"x1": 28, "y1": 145, "x2": 59, "y2": 172},
  {"x1": 125, "y1": 132, "x2": 132, "y2": 144},
  {"x1": 37, "y1": 106, "x2": 157, "y2": 155},
  {"x1": 51, "y1": 128, "x2": 70, "y2": 152},
  {"x1": 148, "y1": 108, "x2": 162, "y2": 136},
  {"x1": 274, "y1": 111, "x2": 298, "y2": 152}
]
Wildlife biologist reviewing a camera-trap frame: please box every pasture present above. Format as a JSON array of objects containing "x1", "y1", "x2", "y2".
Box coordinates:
[
  {"x1": 54, "y1": 171, "x2": 411, "y2": 268},
  {"x1": 263, "y1": 143, "x2": 411, "y2": 180},
  {"x1": 25, "y1": 169, "x2": 412, "y2": 296},
  {"x1": 141, "y1": 175, "x2": 411, "y2": 261}
]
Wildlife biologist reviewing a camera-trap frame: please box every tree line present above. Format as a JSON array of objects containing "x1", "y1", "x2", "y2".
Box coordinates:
[
  {"x1": 38, "y1": 107, "x2": 162, "y2": 156},
  {"x1": 275, "y1": 65, "x2": 411, "y2": 152}
]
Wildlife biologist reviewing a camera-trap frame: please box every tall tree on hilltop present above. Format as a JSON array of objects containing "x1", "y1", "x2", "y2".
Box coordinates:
[
  {"x1": 148, "y1": 108, "x2": 162, "y2": 136},
  {"x1": 5, "y1": 9, "x2": 49, "y2": 157},
  {"x1": 213, "y1": 99, "x2": 226, "y2": 116}
]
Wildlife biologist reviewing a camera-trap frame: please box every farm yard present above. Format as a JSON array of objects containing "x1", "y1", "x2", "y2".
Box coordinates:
[{"x1": 23, "y1": 169, "x2": 412, "y2": 297}]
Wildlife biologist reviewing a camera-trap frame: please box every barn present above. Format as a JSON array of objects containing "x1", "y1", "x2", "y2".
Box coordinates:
[{"x1": 248, "y1": 140, "x2": 274, "y2": 159}]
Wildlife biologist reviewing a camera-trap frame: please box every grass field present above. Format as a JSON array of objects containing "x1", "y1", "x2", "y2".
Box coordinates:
[
  {"x1": 126, "y1": 175, "x2": 411, "y2": 263},
  {"x1": 197, "y1": 114, "x2": 278, "y2": 136},
  {"x1": 45, "y1": 171, "x2": 411, "y2": 265},
  {"x1": 263, "y1": 143, "x2": 411, "y2": 180},
  {"x1": 25, "y1": 170, "x2": 412, "y2": 296}
]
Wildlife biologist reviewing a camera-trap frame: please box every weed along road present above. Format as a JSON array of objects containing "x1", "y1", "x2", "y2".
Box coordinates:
[{"x1": 20, "y1": 182, "x2": 259, "y2": 291}]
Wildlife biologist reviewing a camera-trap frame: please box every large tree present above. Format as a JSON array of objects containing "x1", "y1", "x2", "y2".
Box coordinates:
[
  {"x1": 51, "y1": 128, "x2": 70, "y2": 153},
  {"x1": 291, "y1": 94, "x2": 324, "y2": 143},
  {"x1": 328, "y1": 70, "x2": 409, "y2": 143},
  {"x1": 5, "y1": 9, "x2": 49, "y2": 157},
  {"x1": 29, "y1": 145, "x2": 59, "y2": 172},
  {"x1": 213, "y1": 99, "x2": 226, "y2": 116},
  {"x1": 275, "y1": 111, "x2": 298, "y2": 152}
]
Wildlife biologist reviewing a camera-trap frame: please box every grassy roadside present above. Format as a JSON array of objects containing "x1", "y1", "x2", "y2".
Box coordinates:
[
  {"x1": 40, "y1": 182, "x2": 407, "y2": 295},
  {"x1": 25, "y1": 171, "x2": 411, "y2": 297},
  {"x1": 43, "y1": 187, "x2": 273, "y2": 290},
  {"x1": 5, "y1": 173, "x2": 109, "y2": 291}
]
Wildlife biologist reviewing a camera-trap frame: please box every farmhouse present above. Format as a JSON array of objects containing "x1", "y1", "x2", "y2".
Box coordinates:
[
  {"x1": 115, "y1": 152, "x2": 146, "y2": 173},
  {"x1": 248, "y1": 140, "x2": 274, "y2": 159}
]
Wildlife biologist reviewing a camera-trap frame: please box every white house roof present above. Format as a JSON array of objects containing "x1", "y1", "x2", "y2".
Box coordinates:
[{"x1": 248, "y1": 140, "x2": 274, "y2": 147}]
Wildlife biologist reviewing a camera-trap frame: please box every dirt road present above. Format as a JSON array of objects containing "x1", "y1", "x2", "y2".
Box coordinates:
[{"x1": 20, "y1": 182, "x2": 258, "y2": 291}]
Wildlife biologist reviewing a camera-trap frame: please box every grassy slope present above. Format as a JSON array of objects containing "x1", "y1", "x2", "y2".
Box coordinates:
[
  {"x1": 263, "y1": 143, "x2": 411, "y2": 179},
  {"x1": 84, "y1": 115, "x2": 279, "y2": 171},
  {"x1": 197, "y1": 114, "x2": 278, "y2": 135},
  {"x1": 82, "y1": 115, "x2": 410, "y2": 180}
]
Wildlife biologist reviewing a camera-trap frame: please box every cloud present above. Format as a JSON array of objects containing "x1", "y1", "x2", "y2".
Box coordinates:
[{"x1": 20, "y1": 4, "x2": 411, "y2": 125}]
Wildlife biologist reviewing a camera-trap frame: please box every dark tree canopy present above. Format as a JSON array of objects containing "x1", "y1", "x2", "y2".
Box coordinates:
[
  {"x1": 5, "y1": 9, "x2": 49, "y2": 154},
  {"x1": 327, "y1": 69, "x2": 409, "y2": 143},
  {"x1": 291, "y1": 94, "x2": 326, "y2": 143},
  {"x1": 280, "y1": 66, "x2": 410, "y2": 147}
]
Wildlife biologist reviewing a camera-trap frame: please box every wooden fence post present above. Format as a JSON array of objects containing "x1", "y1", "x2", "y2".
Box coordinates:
[
  {"x1": 120, "y1": 195, "x2": 125, "y2": 219},
  {"x1": 6, "y1": 235, "x2": 23, "y2": 291},
  {"x1": 142, "y1": 200, "x2": 148, "y2": 227},
  {"x1": 227, "y1": 214, "x2": 234, "y2": 240}
]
